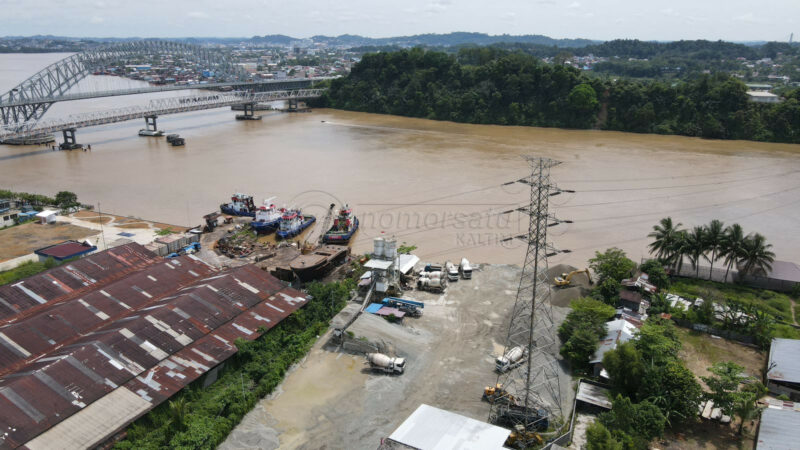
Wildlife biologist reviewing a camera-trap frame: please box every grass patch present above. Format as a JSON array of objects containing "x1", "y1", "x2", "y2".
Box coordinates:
[
  {"x1": 670, "y1": 278, "x2": 793, "y2": 322},
  {"x1": 156, "y1": 227, "x2": 176, "y2": 236},
  {"x1": 0, "y1": 257, "x2": 68, "y2": 286}
]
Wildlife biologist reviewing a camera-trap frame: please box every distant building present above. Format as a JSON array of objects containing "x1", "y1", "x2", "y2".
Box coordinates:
[
  {"x1": 1, "y1": 209, "x2": 19, "y2": 227},
  {"x1": 34, "y1": 240, "x2": 97, "y2": 262},
  {"x1": 747, "y1": 91, "x2": 782, "y2": 104},
  {"x1": 767, "y1": 338, "x2": 800, "y2": 400}
]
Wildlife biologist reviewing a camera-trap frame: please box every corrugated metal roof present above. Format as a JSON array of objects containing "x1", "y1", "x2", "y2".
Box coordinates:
[
  {"x1": 0, "y1": 262, "x2": 308, "y2": 449},
  {"x1": 0, "y1": 243, "x2": 158, "y2": 322},
  {"x1": 591, "y1": 318, "x2": 639, "y2": 364},
  {"x1": 767, "y1": 261, "x2": 800, "y2": 283},
  {"x1": 757, "y1": 407, "x2": 800, "y2": 450},
  {"x1": 767, "y1": 338, "x2": 800, "y2": 384}
]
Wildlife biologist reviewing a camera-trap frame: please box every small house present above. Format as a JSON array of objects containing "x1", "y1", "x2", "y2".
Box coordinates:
[
  {"x1": 35, "y1": 210, "x2": 57, "y2": 224},
  {"x1": 767, "y1": 338, "x2": 800, "y2": 400},
  {"x1": 591, "y1": 317, "x2": 640, "y2": 378},
  {"x1": 35, "y1": 240, "x2": 97, "y2": 262}
]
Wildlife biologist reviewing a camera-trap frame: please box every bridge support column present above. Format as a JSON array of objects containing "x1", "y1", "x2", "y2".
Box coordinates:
[
  {"x1": 287, "y1": 98, "x2": 298, "y2": 111},
  {"x1": 60, "y1": 128, "x2": 81, "y2": 150},
  {"x1": 145, "y1": 115, "x2": 158, "y2": 132},
  {"x1": 235, "y1": 103, "x2": 262, "y2": 121}
]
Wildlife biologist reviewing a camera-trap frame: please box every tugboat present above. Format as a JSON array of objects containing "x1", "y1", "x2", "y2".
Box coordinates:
[
  {"x1": 220, "y1": 193, "x2": 256, "y2": 217},
  {"x1": 276, "y1": 209, "x2": 316, "y2": 239},
  {"x1": 322, "y1": 204, "x2": 359, "y2": 245},
  {"x1": 250, "y1": 199, "x2": 282, "y2": 234}
]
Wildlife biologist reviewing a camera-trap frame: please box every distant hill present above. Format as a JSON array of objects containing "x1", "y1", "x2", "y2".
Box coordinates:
[{"x1": 247, "y1": 32, "x2": 597, "y2": 48}]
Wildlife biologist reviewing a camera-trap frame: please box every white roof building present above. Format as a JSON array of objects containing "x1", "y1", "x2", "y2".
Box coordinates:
[{"x1": 385, "y1": 404, "x2": 510, "y2": 450}]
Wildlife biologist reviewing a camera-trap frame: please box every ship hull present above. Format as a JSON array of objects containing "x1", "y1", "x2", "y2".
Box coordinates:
[
  {"x1": 250, "y1": 219, "x2": 280, "y2": 234},
  {"x1": 220, "y1": 204, "x2": 255, "y2": 217}
]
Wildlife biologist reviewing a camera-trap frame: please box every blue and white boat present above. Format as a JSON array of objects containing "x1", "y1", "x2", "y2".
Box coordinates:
[
  {"x1": 276, "y1": 209, "x2": 316, "y2": 239},
  {"x1": 220, "y1": 193, "x2": 256, "y2": 217},
  {"x1": 250, "y1": 200, "x2": 282, "y2": 234},
  {"x1": 322, "y1": 204, "x2": 359, "y2": 245}
]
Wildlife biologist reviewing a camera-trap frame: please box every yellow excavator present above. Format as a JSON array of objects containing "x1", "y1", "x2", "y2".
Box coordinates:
[
  {"x1": 554, "y1": 268, "x2": 593, "y2": 287},
  {"x1": 483, "y1": 383, "x2": 517, "y2": 405},
  {"x1": 505, "y1": 425, "x2": 543, "y2": 447}
]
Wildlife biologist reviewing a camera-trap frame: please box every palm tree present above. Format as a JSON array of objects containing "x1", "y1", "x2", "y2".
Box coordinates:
[
  {"x1": 648, "y1": 217, "x2": 683, "y2": 262},
  {"x1": 686, "y1": 226, "x2": 707, "y2": 279},
  {"x1": 669, "y1": 230, "x2": 690, "y2": 275},
  {"x1": 739, "y1": 233, "x2": 775, "y2": 277},
  {"x1": 704, "y1": 219, "x2": 725, "y2": 280},
  {"x1": 720, "y1": 223, "x2": 746, "y2": 283}
]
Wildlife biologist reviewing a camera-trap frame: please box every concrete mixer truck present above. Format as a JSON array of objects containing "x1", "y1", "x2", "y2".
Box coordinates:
[
  {"x1": 495, "y1": 346, "x2": 528, "y2": 373},
  {"x1": 366, "y1": 353, "x2": 405, "y2": 374}
]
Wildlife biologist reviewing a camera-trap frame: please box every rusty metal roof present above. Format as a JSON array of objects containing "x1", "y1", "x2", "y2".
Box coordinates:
[
  {"x1": 0, "y1": 243, "x2": 158, "y2": 322},
  {"x1": 0, "y1": 262, "x2": 308, "y2": 449}
]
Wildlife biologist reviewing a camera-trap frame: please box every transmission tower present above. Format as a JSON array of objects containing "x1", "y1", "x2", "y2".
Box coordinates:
[{"x1": 489, "y1": 156, "x2": 567, "y2": 445}]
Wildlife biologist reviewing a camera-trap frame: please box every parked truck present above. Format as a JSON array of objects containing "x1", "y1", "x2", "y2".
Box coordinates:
[
  {"x1": 382, "y1": 297, "x2": 424, "y2": 317},
  {"x1": 445, "y1": 261, "x2": 459, "y2": 281},
  {"x1": 366, "y1": 353, "x2": 405, "y2": 374},
  {"x1": 417, "y1": 271, "x2": 446, "y2": 293},
  {"x1": 459, "y1": 258, "x2": 472, "y2": 279},
  {"x1": 495, "y1": 346, "x2": 527, "y2": 373}
]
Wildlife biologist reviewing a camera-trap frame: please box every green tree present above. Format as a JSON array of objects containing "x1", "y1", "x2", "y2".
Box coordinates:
[
  {"x1": 596, "y1": 278, "x2": 621, "y2": 305},
  {"x1": 603, "y1": 342, "x2": 644, "y2": 397},
  {"x1": 599, "y1": 395, "x2": 666, "y2": 441},
  {"x1": 701, "y1": 361, "x2": 746, "y2": 416},
  {"x1": 704, "y1": 219, "x2": 725, "y2": 280},
  {"x1": 638, "y1": 260, "x2": 670, "y2": 290},
  {"x1": 55, "y1": 191, "x2": 78, "y2": 208},
  {"x1": 733, "y1": 382, "x2": 767, "y2": 435},
  {"x1": 560, "y1": 326, "x2": 600, "y2": 372},
  {"x1": 634, "y1": 318, "x2": 681, "y2": 364},
  {"x1": 647, "y1": 217, "x2": 683, "y2": 262},
  {"x1": 720, "y1": 223, "x2": 746, "y2": 283},
  {"x1": 639, "y1": 360, "x2": 703, "y2": 425},
  {"x1": 586, "y1": 421, "x2": 623, "y2": 450},
  {"x1": 686, "y1": 226, "x2": 707, "y2": 278},
  {"x1": 739, "y1": 233, "x2": 775, "y2": 277},
  {"x1": 590, "y1": 248, "x2": 636, "y2": 283}
]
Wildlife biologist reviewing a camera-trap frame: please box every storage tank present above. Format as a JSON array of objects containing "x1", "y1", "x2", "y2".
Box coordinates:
[
  {"x1": 384, "y1": 238, "x2": 397, "y2": 259},
  {"x1": 373, "y1": 237, "x2": 385, "y2": 258}
]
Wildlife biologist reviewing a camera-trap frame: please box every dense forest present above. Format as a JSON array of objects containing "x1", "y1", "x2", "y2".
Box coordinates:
[{"x1": 317, "y1": 47, "x2": 800, "y2": 143}]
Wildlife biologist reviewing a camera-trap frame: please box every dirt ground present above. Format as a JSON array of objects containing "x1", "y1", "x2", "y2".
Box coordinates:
[
  {"x1": 220, "y1": 264, "x2": 578, "y2": 450},
  {"x1": 0, "y1": 221, "x2": 98, "y2": 262},
  {"x1": 72, "y1": 210, "x2": 189, "y2": 232},
  {"x1": 676, "y1": 328, "x2": 766, "y2": 381}
]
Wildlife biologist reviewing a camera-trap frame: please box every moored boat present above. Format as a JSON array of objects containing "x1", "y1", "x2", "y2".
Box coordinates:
[
  {"x1": 276, "y1": 209, "x2": 316, "y2": 239},
  {"x1": 220, "y1": 193, "x2": 256, "y2": 217},
  {"x1": 322, "y1": 204, "x2": 359, "y2": 244},
  {"x1": 250, "y1": 199, "x2": 282, "y2": 233},
  {"x1": 138, "y1": 129, "x2": 164, "y2": 137}
]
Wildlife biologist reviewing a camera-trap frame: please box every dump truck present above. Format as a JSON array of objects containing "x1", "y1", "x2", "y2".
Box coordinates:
[
  {"x1": 366, "y1": 353, "x2": 405, "y2": 374},
  {"x1": 553, "y1": 268, "x2": 592, "y2": 287},
  {"x1": 496, "y1": 346, "x2": 527, "y2": 373},
  {"x1": 459, "y1": 258, "x2": 472, "y2": 279},
  {"x1": 483, "y1": 383, "x2": 517, "y2": 405}
]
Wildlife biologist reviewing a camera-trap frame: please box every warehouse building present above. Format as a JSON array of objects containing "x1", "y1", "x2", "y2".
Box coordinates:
[{"x1": 0, "y1": 244, "x2": 310, "y2": 449}]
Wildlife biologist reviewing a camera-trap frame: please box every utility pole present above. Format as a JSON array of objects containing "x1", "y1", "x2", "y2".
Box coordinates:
[{"x1": 489, "y1": 156, "x2": 568, "y2": 446}]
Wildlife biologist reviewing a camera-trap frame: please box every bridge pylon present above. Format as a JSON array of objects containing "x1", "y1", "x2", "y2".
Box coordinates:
[
  {"x1": 145, "y1": 115, "x2": 158, "y2": 132},
  {"x1": 60, "y1": 128, "x2": 82, "y2": 150}
]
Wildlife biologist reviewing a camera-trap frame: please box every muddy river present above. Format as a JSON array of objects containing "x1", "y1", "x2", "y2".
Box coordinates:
[{"x1": 3, "y1": 53, "x2": 800, "y2": 266}]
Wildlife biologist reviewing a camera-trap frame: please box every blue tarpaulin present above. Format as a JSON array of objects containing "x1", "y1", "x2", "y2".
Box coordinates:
[{"x1": 365, "y1": 303, "x2": 384, "y2": 314}]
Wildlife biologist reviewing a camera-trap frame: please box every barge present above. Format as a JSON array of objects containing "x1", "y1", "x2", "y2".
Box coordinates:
[{"x1": 289, "y1": 245, "x2": 350, "y2": 281}]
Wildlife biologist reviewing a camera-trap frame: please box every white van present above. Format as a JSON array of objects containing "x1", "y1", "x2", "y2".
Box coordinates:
[{"x1": 459, "y1": 258, "x2": 472, "y2": 279}]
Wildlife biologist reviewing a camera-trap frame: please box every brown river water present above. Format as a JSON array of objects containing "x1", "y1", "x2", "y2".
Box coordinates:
[{"x1": 2, "y1": 53, "x2": 800, "y2": 266}]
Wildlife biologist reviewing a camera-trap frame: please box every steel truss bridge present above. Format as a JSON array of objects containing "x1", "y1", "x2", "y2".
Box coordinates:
[
  {"x1": 0, "y1": 40, "x2": 328, "y2": 139},
  {"x1": 0, "y1": 90, "x2": 325, "y2": 141}
]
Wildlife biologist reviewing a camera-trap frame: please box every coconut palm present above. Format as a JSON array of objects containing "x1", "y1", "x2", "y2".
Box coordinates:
[
  {"x1": 720, "y1": 223, "x2": 746, "y2": 282},
  {"x1": 686, "y1": 226, "x2": 707, "y2": 278},
  {"x1": 648, "y1": 217, "x2": 683, "y2": 262},
  {"x1": 739, "y1": 233, "x2": 775, "y2": 277},
  {"x1": 704, "y1": 219, "x2": 725, "y2": 280},
  {"x1": 669, "y1": 230, "x2": 690, "y2": 275}
]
